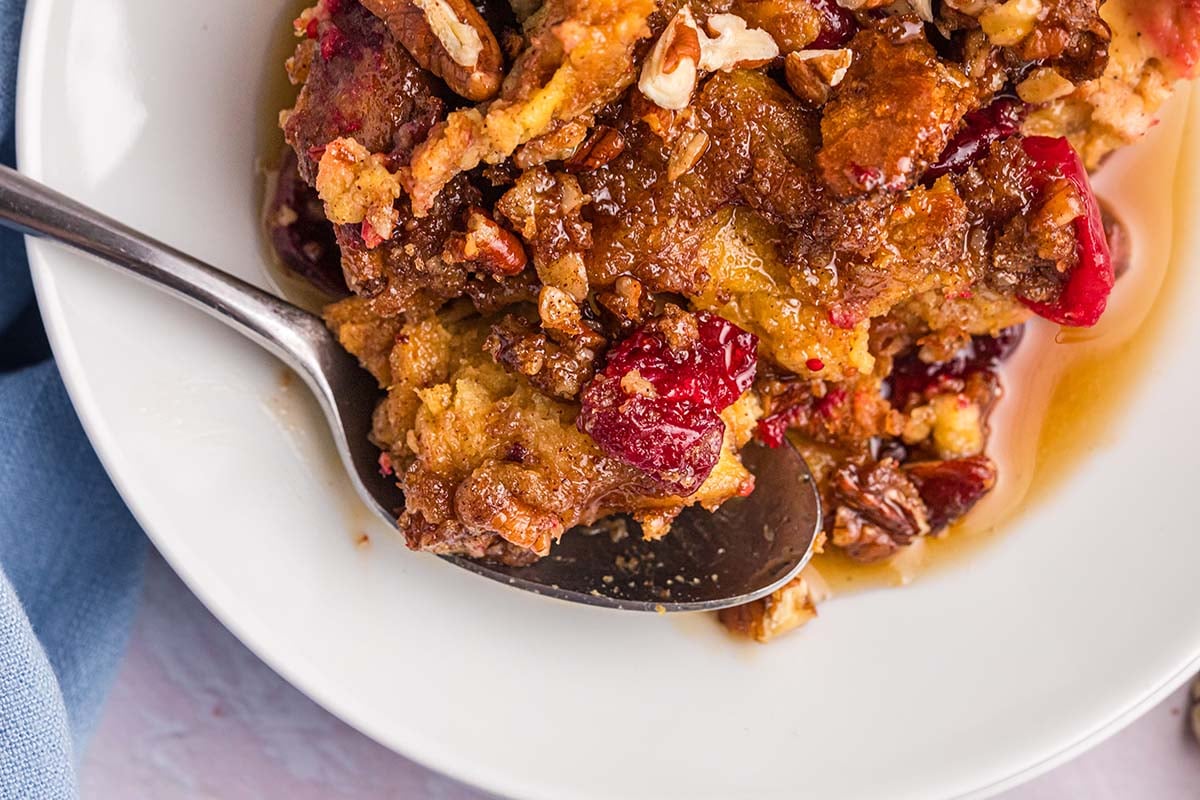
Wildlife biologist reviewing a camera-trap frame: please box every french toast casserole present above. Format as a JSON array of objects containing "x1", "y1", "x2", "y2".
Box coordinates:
[{"x1": 268, "y1": 0, "x2": 1199, "y2": 640}]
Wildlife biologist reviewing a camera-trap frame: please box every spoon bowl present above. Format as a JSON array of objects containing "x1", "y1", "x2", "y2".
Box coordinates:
[{"x1": 0, "y1": 164, "x2": 821, "y2": 611}]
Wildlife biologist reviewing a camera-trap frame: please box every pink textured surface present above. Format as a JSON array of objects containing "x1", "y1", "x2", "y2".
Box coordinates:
[{"x1": 82, "y1": 552, "x2": 1200, "y2": 799}]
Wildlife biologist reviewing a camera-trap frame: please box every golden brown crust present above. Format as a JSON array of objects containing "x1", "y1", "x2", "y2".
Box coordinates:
[{"x1": 272, "y1": 0, "x2": 1189, "y2": 634}]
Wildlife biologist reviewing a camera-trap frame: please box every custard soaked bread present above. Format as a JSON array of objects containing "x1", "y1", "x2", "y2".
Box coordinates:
[{"x1": 271, "y1": 0, "x2": 1199, "y2": 640}]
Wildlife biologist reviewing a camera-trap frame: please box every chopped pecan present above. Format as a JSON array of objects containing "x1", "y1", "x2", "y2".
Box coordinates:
[
  {"x1": 564, "y1": 125, "x2": 627, "y2": 173},
  {"x1": 444, "y1": 207, "x2": 529, "y2": 276},
  {"x1": 485, "y1": 314, "x2": 599, "y2": 399},
  {"x1": 830, "y1": 458, "x2": 930, "y2": 562},
  {"x1": 698, "y1": 13, "x2": 780, "y2": 71},
  {"x1": 666, "y1": 130, "x2": 710, "y2": 181},
  {"x1": 638, "y1": 9, "x2": 780, "y2": 110},
  {"x1": 596, "y1": 275, "x2": 653, "y2": 326},
  {"x1": 515, "y1": 120, "x2": 594, "y2": 170},
  {"x1": 784, "y1": 48, "x2": 852, "y2": 106},
  {"x1": 638, "y1": 6, "x2": 703, "y2": 110},
  {"x1": 361, "y1": 0, "x2": 504, "y2": 101},
  {"x1": 719, "y1": 565, "x2": 832, "y2": 642}
]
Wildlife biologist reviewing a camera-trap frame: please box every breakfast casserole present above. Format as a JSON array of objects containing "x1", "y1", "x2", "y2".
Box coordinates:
[{"x1": 268, "y1": 0, "x2": 1200, "y2": 640}]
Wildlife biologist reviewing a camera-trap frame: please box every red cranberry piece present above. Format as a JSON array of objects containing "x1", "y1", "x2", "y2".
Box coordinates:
[
  {"x1": 808, "y1": 0, "x2": 859, "y2": 49},
  {"x1": 578, "y1": 312, "x2": 758, "y2": 495},
  {"x1": 578, "y1": 378, "x2": 728, "y2": 496},
  {"x1": 603, "y1": 312, "x2": 758, "y2": 409},
  {"x1": 888, "y1": 326, "x2": 1025, "y2": 409},
  {"x1": 756, "y1": 409, "x2": 795, "y2": 449},
  {"x1": 1134, "y1": 0, "x2": 1200, "y2": 78},
  {"x1": 1018, "y1": 136, "x2": 1115, "y2": 328},
  {"x1": 926, "y1": 97, "x2": 1027, "y2": 181},
  {"x1": 756, "y1": 386, "x2": 849, "y2": 448},
  {"x1": 905, "y1": 456, "x2": 998, "y2": 533},
  {"x1": 320, "y1": 25, "x2": 348, "y2": 61}
]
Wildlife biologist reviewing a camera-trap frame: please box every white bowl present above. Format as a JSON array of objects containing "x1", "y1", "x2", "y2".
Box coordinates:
[{"x1": 17, "y1": 2, "x2": 1200, "y2": 798}]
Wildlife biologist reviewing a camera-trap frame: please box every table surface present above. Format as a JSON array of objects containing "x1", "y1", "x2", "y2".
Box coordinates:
[{"x1": 82, "y1": 552, "x2": 1200, "y2": 799}]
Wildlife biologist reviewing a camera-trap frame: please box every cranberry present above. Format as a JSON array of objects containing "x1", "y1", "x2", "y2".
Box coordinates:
[
  {"x1": 1134, "y1": 0, "x2": 1200, "y2": 78},
  {"x1": 888, "y1": 326, "x2": 1024, "y2": 409},
  {"x1": 926, "y1": 97, "x2": 1027, "y2": 181},
  {"x1": 331, "y1": 108, "x2": 363, "y2": 135},
  {"x1": 905, "y1": 456, "x2": 998, "y2": 533},
  {"x1": 756, "y1": 386, "x2": 847, "y2": 449},
  {"x1": 320, "y1": 25, "x2": 348, "y2": 61},
  {"x1": 1018, "y1": 136, "x2": 1115, "y2": 327},
  {"x1": 828, "y1": 306, "x2": 861, "y2": 330},
  {"x1": 808, "y1": 0, "x2": 859, "y2": 49},
  {"x1": 756, "y1": 406, "x2": 800, "y2": 449},
  {"x1": 816, "y1": 387, "x2": 847, "y2": 419},
  {"x1": 577, "y1": 311, "x2": 758, "y2": 495}
]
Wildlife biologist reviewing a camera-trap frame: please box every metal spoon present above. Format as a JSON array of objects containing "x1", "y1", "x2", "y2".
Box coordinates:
[{"x1": 0, "y1": 165, "x2": 821, "y2": 611}]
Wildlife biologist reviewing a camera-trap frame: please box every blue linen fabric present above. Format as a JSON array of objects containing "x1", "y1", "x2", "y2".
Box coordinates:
[{"x1": 0, "y1": 0, "x2": 147, "y2": 796}]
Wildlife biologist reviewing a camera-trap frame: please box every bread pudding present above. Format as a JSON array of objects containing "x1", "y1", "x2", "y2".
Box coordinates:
[{"x1": 269, "y1": 0, "x2": 1200, "y2": 640}]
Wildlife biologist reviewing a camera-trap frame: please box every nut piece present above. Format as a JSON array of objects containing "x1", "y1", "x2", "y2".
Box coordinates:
[
  {"x1": 445, "y1": 207, "x2": 529, "y2": 276},
  {"x1": 667, "y1": 130, "x2": 710, "y2": 181},
  {"x1": 638, "y1": 7, "x2": 703, "y2": 111},
  {"x1": 718, "y1": 565, "x2": 832, "y2": 642},
  {"x1": 564, "y1": 125, "x2": 628, "y2": 173},
  {"x1": 314, "y1": 138, "x2": 402, "y2": 247},
  {"x1": 784, "y1": 48, "x2": 853, "y2": 105},
  {"x1": 979, "y1": 0, "x2": 1043, "y2": 47},
  {"x1": 515, "y1": 120, "x2": 593, "y2": 170},
  {"x1": 698, "y1": 13, "x2": 780, "y2": 72},
  {"x1": 412, "y1": 0, "x2": 483, "y2": 68},
  {"x1": 538, "y1": 285, "x2": 587, "y2": 336},
  {"x1": 907, "y1": 0, "x2": 934, "y2": 21},
  {"x1": 638, "y1": 8, "x2": 781, "y2": 110},
  {"x1": 1016, "y1": 67, "x2": 1076, "y2": 104},
  {"x1": 361, "y1": 0, "x2": 504, "y2": 101}
]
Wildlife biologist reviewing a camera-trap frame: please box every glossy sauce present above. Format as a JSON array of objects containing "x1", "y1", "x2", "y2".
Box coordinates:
[{"x1": 817, "y1": 86, "x2": 1196, "y2": 594}]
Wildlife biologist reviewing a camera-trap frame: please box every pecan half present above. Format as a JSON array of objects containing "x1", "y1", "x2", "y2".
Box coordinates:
[
  {"x1": 830, "y1": 458, "x2": 930, "y2": 563},
  {"x1": 564, "y1": 125, "x2": 627, "y2": 173},
  {"x1": 361, "y1": 0, "x2": 503, "y2": 101}
]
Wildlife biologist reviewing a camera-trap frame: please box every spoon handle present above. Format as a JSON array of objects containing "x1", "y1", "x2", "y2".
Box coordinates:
[{"x1": 0, "y1": 164, "x2": 330, "y2": 374}]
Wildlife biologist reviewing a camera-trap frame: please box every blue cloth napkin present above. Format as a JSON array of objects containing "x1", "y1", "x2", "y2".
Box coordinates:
[{"x1": 0, "y1": 0, "x2": 147, "y2": 796}]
